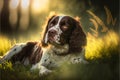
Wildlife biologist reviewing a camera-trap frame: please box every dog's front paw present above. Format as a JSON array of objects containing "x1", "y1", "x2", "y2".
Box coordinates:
[
  {"x1": 78, "y1": 58, "x2": 89, "y2": 64},
  {"x1": 71, "y1": 57, "x2": 89, "y2": 64},
  {"x1": 39, "y1": 67, "x2": 52, "y2": 76}
]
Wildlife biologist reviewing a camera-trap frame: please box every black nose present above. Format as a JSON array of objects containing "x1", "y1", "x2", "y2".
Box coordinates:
[{"x1": 49, "y1": 30, "x2": 57, "y2": 35}]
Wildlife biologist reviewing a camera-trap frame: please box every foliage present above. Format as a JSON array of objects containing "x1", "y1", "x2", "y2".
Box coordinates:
[
  {"x1": 86, "y1": 30, "x2": 119, "y2": 61},
  {"x1": 0, "y1": 35, "x2": 16, "y2": 56}
]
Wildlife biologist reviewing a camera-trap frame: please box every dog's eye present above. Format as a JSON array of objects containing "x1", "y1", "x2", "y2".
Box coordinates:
[
  {"x1": 49, "y1": 21, "x2": 56, "y2": 27},
  {"x1": 60, "y1": 22, "x2": 65, "y2": 26},
  {"x1": 50, "y1": 23, "x2": 54, "y2": 27},
  {"x1": 61, "y1": 26, "x2": 68, "y2": 31}
]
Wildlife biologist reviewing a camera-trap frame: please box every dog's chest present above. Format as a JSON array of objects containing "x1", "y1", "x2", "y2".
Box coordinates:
[
  {"x1": 40, "y1": 48, "x2": 85, "y2": 69},
  {"x1": 40, "y1": 49, "x2": 67, "y2": 69}
]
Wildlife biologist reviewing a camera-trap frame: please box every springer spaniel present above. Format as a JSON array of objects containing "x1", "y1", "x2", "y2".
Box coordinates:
[{"x1": 0, "y1": 15, "x2": 88, "y2": 76}]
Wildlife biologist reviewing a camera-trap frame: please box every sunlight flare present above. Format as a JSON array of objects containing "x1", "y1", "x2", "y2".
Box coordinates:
[{"x1": 31, "y1": 0, "x2": 49, "y2": 14}]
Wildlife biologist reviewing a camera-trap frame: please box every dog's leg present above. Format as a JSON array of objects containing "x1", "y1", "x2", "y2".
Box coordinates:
[
  {"x1": 0, "y1": 43, "x2": 27, "y2": 63},
  {"x1": 39, "y1": 66, "x2": 52, "y2": 76},
  {"x1": 71, "y1": 48, "x2": 89, "y2": 64},
  {"x1": 31, "y1": 63, "x2": 52, "y2": 76},
  {"x1": 78, "y1": 49, "x2": 89, "y2": 64}
]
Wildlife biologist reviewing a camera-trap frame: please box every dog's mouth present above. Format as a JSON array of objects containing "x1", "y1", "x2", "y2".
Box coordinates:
[
  {"x1": 48, "y1": 36, "x2": 56, "y2": 42},
  {"x1": 48, "y1": 35, "x2": 61, "y2": 45},
  {"x1": 48, "y1": 36, "x2": 55, "y2": 42}
]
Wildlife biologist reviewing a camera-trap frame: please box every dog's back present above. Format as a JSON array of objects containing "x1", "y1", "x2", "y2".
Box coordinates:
[{"x1": 0, "y1": 41, "x2": 43, "y2": 65}]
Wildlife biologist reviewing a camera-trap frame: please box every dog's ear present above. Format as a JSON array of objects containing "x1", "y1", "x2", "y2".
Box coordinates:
[
  {"x1": 69, "y1": 20, "x2": 87, "y2": 53},
  {"x1": 41, "y1": 15, "x2": 56, "y2": 47}
]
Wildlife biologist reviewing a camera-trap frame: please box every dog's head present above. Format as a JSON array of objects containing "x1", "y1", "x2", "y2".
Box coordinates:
[{"x1": 42, "y1": 15, "x2": 87, "y2": 53}]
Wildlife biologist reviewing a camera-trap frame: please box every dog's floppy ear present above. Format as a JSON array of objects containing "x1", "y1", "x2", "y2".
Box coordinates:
[
  {"x1": 69, "y1": 20, "x2": 87, "y2": 53},
  {"x1": 41, "y1": 15, "x2": 56, "y2": 47}
]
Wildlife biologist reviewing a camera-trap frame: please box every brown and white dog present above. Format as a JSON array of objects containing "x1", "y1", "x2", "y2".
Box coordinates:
[{"x1": 0, "y1": 15, "x2": 88, "y2": 75}]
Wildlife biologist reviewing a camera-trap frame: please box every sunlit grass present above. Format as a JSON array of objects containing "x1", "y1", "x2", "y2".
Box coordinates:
[
  {"x1": 0, "y1": 33, "x2": 41, "y2": 57},
  {"x1": 85, "y1": 30, "x2": 119, "y2": 60},
  {"x1": 0, "y1": 61, "x2": 13, "y2": 70},
  {"x1": 0, "y1": 35, "x2": 16, "y2": 56}
]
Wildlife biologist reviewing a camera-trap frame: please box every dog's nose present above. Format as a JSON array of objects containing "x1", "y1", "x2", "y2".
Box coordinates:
[{"x1": 49, "y1": 30, "x2": 57, "y2": 35}]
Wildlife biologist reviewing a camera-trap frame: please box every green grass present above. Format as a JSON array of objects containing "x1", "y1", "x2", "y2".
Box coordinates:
[
  {"x1": 0, "y1": 35, "x2": 13, "y2": 56},
  {"x1": 86, "y1": 30, "x2": 119, "y2": 61}
]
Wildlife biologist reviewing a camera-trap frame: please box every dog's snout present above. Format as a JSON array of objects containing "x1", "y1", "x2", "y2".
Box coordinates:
[{"x1": 49, "y1": 30, "x2": 57, "y2": 35}]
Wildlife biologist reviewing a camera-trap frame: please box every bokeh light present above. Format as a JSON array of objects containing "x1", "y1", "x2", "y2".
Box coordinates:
[
  {"x1": 31, "y1": 0, "x2": 49, "y2": 14},
  {"x1": 9, "y1": 0, "x2": 20, "y2": 28},
  {"x1": 9, "y1": 0, "x2": 19, "y2": 9},
  {"x1": 0, "y1": 0, "x2": 3, "y2": 12},
  {"x1": 21, "y1": 0, "x2": 30, "y2": 11},
  {"x1": 20, "y1": 0, "x2": 30, "y2": 30}
]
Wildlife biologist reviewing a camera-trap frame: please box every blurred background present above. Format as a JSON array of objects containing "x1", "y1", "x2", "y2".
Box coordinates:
[{"x1": 0, "y1": 0, "x2": 119, "y2": 39}]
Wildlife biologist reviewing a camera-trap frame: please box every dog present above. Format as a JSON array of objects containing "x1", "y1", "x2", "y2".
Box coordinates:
[{"x1": 0, "y1": 15, "x2": 88, "y2": 76}]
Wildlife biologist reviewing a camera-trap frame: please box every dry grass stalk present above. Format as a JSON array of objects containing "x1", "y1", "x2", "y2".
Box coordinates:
[
  {"x1": 90, "y1": 28, "x2": 98, "y2": 37},
  {"x1": 87, "y1": 10, "x2": 108, "y2": 32},
  {"x1": 90, "y1": 18, "x2": 98, "y2": 31},
  {"x1": 104, "y1": 6, "x2": 117, "y2": 26}
]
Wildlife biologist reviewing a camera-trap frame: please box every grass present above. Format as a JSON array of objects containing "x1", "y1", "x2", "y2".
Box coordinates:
[
  {"x1": 86, "y1": 30, "x2": 119, "y2": 61},
  {"x1": 0, "y1": 35, "x2": 15, "y2": 56}
]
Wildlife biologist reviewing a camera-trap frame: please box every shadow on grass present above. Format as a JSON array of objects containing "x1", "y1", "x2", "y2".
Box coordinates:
[{"x1": 0, "y1": 52, "x2": 119, "y2": 80}]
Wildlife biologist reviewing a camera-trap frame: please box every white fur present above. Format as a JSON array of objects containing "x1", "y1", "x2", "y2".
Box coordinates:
[
  {"x1": 51, "y1": 44, "x2": 69, "y2": 54},
  {"x1": 23, "y1": 58, "x2": 29, "y2": 65},
  {"x1": 45, "y1": 32, "x2": 48, "y2": 43},
  {"x1": 44, "y1": 16, "x2": 65, "y2": 44},
  {"x1": 0, "y1": 43, "x2": 27, "y2": 63}
]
